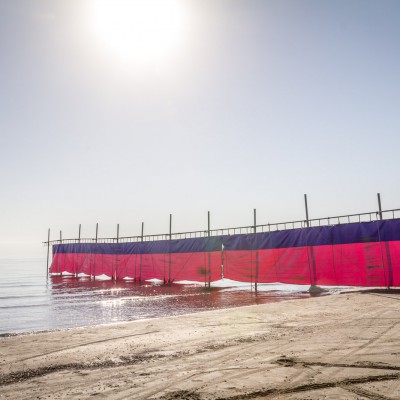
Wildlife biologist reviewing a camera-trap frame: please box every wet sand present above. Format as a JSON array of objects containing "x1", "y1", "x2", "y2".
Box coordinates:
[{"x1": 1, "y1": 290, "x2": 400, "y2": 399}]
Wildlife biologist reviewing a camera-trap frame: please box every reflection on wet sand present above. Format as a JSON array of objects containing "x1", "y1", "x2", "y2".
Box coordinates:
[{"x1": 48, "y1": 275, "x2": 311, "y2": 331}]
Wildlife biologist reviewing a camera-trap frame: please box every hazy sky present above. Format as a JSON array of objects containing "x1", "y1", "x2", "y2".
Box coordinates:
[{"x1": 1, "y1": 0, "x2": 399, "y2": 258}]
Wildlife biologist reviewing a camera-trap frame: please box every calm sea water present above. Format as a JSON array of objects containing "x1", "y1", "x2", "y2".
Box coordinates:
[{"x1": 0, "y1": 258, "x2": 315, "y2": 335}]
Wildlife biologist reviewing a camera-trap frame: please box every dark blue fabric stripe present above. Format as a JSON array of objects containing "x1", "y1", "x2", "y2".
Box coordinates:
[
  {"x1": 222, "y1": 220, "x2": 400, "y2": 250},
  {"x1": 53, "y1": 236, "x2": 223, "y2": 255},
  {"x1": 53, "y1": 219, "x2": 400, "y2": 255}
]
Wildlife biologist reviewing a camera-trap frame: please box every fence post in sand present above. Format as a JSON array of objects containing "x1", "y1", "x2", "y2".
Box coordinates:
[
  {"x1": 59, "y1": 230, "x2": 63, "y2": 276},
  {"x1": 304, "y1": 195, "x2": 318, "y2": 289},
  {"x1": 377, "y1": 193, "x2": 391, "y2": 289},
  {"x1": 304, "y1": 194, "x2": 310, "y2": 227},
  {"x1": 93, "y1": 223, "x2": 98, "y2": 281},
  {"x1": 46, "y1": 228, "x2": 50, "y2": 280},
  {"x1": 207, "y1": 211, "x2": 211, "y2": 288},
  {"x1": 377, "y1": 193, "x2": 383, "y2": 220},
  {"x1": 168, "y1": 214, "x2": 172, "y2": 284},
  {"x1": 114, "y1": 224, "x2": 119, "y2": 280},
  {"x1": 75, "y1": 224, "x2": 82, "y2": 277},
  {"x1": 254, "y1": 209, "x2": 258, "y2": 294},
  {"x1": 139, "y1": 222, "x2": 144, "y2": 283}
]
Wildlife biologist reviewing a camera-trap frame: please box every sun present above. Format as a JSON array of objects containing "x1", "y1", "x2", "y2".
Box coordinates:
[{"x1": 88, "y1": 0, "x2": 187, "y2": 67}]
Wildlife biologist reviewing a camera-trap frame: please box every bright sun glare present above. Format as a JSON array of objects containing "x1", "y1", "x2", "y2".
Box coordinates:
[{"x1": 89, "y1": 0, "x2": 187, "y2": 66}]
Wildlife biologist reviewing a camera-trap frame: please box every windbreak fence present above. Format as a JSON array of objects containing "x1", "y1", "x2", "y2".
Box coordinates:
[{"x1": 50, "y1": 219, "x2": 400, "y2": 287}]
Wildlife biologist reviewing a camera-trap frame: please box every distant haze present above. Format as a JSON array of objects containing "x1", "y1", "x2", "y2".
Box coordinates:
[{"x1": 1, "y1": 0, "x2": 399, "y2": 258}]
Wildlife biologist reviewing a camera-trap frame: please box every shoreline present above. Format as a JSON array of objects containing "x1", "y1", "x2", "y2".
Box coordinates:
[
  {"x1": 0, "y1": 291, "x2": 313, "y2": 338},
  {"x1": 1, "y1": 290, "x2": 400, "y2": 399},
  {"x1": 0, "y1": 285, "x2": 385, "y2": 338},
  {"x1": 0, "y1": 283, "x2": 319, "y2": 337}
]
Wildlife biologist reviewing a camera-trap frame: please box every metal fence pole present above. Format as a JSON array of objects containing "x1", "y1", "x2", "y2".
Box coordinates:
[
  {"x1": 139, "y1": 222, "x2": 144, "y2": 282},
  {"x1": 95, "y1": 223, "x2": 98, "y2": 243},
  {"x1": 304, "y1": 194, "x2": 310, "y2": 227},
  {"x1": 115, "y1": 224, "x2": 120, "y2": 280},
  {"x1": 168, "y1": 214, "x2": 172, "y2": 283},
  {"x1": 254, "y1": 208, "x2": 258, "y2": 293},
  {"x1": 207, "y1": 211, "x2": 211, "y2": 288},
  {"x1": 46, "y1": 228, "x2": 50, "y2": 279},
  {"x1": 304, "y1": 195, "x2": 317, "y2": 287},
  {"x1": 377, "y1": 193, "x2": 383, "y2": 220},
  {"x1": 75, "y1": 224, "x2": 81, "y2": 277},
  {"x1": 58, "y1": 230, "x2": 62, "y2": 276}
]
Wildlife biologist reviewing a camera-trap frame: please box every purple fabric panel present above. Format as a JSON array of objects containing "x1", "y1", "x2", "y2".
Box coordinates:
[
  {"x1": 223, "y1": 220, "x2": 400, "y2": 251},
  {"x1": 53, "y1": 236, "x2": 222, "y2": 255}
]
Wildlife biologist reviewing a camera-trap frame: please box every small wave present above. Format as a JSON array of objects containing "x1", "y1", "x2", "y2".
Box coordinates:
[
  {"x1": 99, "y1": 292, "x2": 210, "y2": 305},
  {"x1": 0, "y1": 303, "x2": 49, "y2": 309},
  {"x1": 0, "y1": 282, "x2": 46, "y2": 288},
  {"x1": 0, "y1": 332, "x2": 19, "y2": 338},
  {"x1": 0, "y1": 294, "x2": 48, "y2": 300}
]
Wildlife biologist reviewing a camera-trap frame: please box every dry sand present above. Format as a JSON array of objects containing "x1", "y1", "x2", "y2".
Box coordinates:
[{"x1": 1, "y1": 290, "x2": 400, "y2": 399}]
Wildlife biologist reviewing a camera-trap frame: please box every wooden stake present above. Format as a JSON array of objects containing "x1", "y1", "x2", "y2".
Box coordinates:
[
  {"x1": 207, "y1": 211, "x2": 211, "y2": 288},
  {"x1": 76, "y1": 224, "x2": 81, "y2": 277},
  {"x1": 377, "y1": 193, "x2": 383, "y2": 220},
  {"x1": 139, "y1": 222, "x2": 144, "y2": 282},
  {"x1": 254, "y1": 209, "x2": 258, "y2": 294},
  {"x1": 46, "y1": 228, "x2": 50, "y2": 279},
  {"x1": 168, "y1": 214, "x2": 172, "y2": 283},
  {"x1": 304, "y1": 194, "x2": 310, "y2": 227}
]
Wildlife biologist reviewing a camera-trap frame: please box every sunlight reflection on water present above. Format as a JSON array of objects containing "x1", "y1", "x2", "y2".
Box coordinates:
[{"x1": 0, "y1": 259, "x2": 315, "y2": 335}]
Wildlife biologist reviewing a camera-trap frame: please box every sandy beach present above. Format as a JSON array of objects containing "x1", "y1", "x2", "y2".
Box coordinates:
[{"x1": 1, "y1": 291, "x2": 400, "y2": 399}]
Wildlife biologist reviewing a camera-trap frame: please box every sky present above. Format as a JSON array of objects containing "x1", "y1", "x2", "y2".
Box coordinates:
[{"x1": 1, "y1": 0, "x2": 400, "y2": 258}]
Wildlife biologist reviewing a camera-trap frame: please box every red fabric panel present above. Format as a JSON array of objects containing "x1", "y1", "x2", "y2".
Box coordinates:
[
  {"x1": 170, "y1": 252, "x2": 222, "y2": 282},
  {"x1": 50, "y1": 252, "x2": 222, "y2": 282},
  {"x1": 51, "y1": 252, "x2": 74, "y2": 275},
  {"x1": 386, "y1": 241, "x2": 400, "y2": 286},
  {"x1": 223, "y1": 250, "x2": 258, "y2": 282},
  {"x1": 223, "y1": 242, "x2": 395, "y2": 286},
  {"x1": 310, "y1": 245, "x2": 336, "y2": 285},
  {"x1": 257, "y1": 250, "x2": 279, "y2": 283},
  {"x1": 224, "y1": 248, "x2": 312, "y2": 284},
  {"x1": 50, "y1": 253, "x2": 143, "y2": 279},
  {"x1": 332, "y1": 242, "x2": 386, "y2": 286},
  {"x1": 272, "y1": 247, "x2": 310, "y2": 284},
  {"x1": 50, "y1": 241, "x2": 400, "y2": 286}
]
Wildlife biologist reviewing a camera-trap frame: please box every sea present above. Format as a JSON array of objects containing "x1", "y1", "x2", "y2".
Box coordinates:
[{"x1": 0, "y1": 258, "x2": 324, "y2": 336}]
